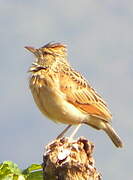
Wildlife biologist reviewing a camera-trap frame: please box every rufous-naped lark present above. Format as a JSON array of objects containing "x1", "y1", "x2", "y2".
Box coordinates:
[{"x1": 25, "y1": 42, "x2": 123, "y2": 148}]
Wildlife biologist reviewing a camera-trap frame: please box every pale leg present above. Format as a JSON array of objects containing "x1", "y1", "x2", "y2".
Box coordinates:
[
  {"x1": 56, "y1": 124, "x2": 72, "y2": 139},
  {"x1": 70, "y1": 124, "x2": 82, "y2": 139}
]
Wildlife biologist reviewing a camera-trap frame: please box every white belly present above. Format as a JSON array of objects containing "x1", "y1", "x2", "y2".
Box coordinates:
[{"x1": 31, "y1": 85, "x2": 88, "y2": 124}]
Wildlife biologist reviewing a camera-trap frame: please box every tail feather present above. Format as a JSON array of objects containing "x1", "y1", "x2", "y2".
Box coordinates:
[{"x1": 104, "y1": 123, "x2": 123, "y2": 148}]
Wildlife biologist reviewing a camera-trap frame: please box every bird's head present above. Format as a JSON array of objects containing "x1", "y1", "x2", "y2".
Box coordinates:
[{"x1": 25, "y1": 42, "x2": 67, "y2": 72}]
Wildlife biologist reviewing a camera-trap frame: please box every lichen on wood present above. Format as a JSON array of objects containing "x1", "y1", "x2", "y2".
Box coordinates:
[{"x1": 43, "y1": 137, "x2": 101, "y2": 180}]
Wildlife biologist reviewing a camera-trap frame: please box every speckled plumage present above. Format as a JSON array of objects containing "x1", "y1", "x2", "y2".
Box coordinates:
[{"x1": 25, "y1": 42, "x2": 123, "y2": 148}]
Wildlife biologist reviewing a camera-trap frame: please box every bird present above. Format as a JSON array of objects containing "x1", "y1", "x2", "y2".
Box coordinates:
[{"x1": 25, "y1": 42, "x2": 123, "y2": 148}]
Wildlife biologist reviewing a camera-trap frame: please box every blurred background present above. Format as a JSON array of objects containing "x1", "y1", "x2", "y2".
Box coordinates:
[{"x1": 0, "y1": 0, "x2": 132, "y2": 179}]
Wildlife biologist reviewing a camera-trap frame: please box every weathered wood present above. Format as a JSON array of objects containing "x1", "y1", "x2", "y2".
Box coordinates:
[{"x1": 43, "y1": 137, "x2": 102, "y2": 180}]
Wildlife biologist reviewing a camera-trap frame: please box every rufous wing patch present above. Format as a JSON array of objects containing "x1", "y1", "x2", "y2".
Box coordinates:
[
  {"x1": 60, "y1": 66, "x2": 112, "y2": 121},
  {"x1": 67, "y1": 99, "x2": 111, "y2": 120}
]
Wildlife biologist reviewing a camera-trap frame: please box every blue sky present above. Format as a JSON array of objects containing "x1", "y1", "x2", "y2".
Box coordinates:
[{"x1": 1, "y1": 1, "x2": 133, "y2": 179}]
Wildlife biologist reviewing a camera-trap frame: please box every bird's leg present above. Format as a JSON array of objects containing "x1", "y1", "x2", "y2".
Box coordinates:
[
  {"x1": 56, "y1": 124, "x2": 72, "y2": 139},
  {"x1": 70, "y1": 124, "x2": 82, "y2": 139}
]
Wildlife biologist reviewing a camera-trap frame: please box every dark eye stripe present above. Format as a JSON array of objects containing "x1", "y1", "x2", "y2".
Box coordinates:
[{"x1": 43, "y1": 51, "x2": 53, "y2": 55}]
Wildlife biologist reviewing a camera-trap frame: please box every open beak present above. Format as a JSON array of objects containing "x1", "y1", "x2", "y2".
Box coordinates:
[{"x1": 24, "y1": 46, "x2": 36, "y2": 54}]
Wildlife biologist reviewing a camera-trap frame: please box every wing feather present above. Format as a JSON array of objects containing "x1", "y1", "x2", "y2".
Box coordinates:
[{"x1": 60, "y1": 66, "x2": 112, "y2": 121}]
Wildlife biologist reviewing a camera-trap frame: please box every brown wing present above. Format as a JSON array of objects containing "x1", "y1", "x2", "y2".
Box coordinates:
[{"x1": 60, "y1": 66, "x2": 112, "y2": 121}]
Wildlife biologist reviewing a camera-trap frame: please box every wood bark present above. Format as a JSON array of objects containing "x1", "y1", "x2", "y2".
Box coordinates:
[{"x1": 43, "y1": 137, "x2": 102, "y2": 180}]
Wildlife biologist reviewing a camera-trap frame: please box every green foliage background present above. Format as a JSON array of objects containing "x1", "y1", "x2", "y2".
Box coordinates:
[{"x1": 0, "y1": 161, "x2": 43, "y2": 180}]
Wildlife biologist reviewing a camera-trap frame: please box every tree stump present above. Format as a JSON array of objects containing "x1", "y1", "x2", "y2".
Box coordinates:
[{"x1": 43, "y1": 137, "x2": 101, "y2": 180}]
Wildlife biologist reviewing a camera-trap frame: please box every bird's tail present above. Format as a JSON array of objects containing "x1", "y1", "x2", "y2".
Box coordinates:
[{"x1": 104, "y1": 123, "x2": 123, "y2": 148}]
